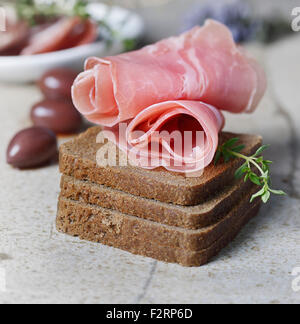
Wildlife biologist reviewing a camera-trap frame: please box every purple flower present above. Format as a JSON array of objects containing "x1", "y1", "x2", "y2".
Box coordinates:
[{"x1": 182, "y1": 0, "x2": 259, "y2": 43}]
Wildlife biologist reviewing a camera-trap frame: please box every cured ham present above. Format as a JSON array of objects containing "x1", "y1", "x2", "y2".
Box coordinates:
[
  {"x1": 21, "y1": 17, "x2": 98, "y2": 55},
  {"x1": 72, "y1": 19, "x2": 267, "y2": 127},
  {"x1": 103, "y1": 101, "x2": 224, "y2": 173}
]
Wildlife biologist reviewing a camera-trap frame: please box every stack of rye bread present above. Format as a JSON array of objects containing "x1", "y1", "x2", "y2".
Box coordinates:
[{"x1": 57, "y1": 127, "x2": 262, "y2": 267}]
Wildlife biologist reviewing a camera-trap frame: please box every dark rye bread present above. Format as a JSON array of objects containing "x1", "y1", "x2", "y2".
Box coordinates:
[
  {"x1": 60, "y1": 174, "x2": 254, "y2": 230},
  {"x1": 59, "y1": 127, "x2": 262, "y2": 206},
  {"x1": 56, "y1": 198, "x2": 261, "y2": 267},
  {"x1": 57, "y1": 185, "x2": 259, "y2": 252}
]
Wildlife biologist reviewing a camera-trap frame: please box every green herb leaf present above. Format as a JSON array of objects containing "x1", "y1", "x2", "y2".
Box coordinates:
[
  {"x1": 235, "y1": 163, "x2": 247, "y2": 179},
  {"x1": 249, "y1": 173, "x2": 262, "y2": 186},
  {"x1": 254, "y1": 145, "x2": 270, "y2": 157},
  {"x1": 215, "y1": 137, "x2": 286, "y2": 204},
  {"x1": 250, "y1": 187, "x2": 265, "y2": 203},
  {"x1": 223, "y1": 137, "x2": 239, "y2": 148},
  {"x1": 73, "y1": 1, "x2": 90, "y2": 19},
  {"x1": 231, "y1": 144, "x2": 246, "y2": 153},
  {"x1": 262, "y1": 191, "x2": 271, "y2": 203},
  {"x1": 261, "y1": 163, "x2": 270, "y2": 173},
  {"x1": 264, "y1": 160, "x2": 273, "y2": 165},
  {"x1": 224, "y1": 151, "x2": 232, "y2": 163},
  {"x1": 214, "y1": 150, "x2": 222, "y2": 165},
  {"x1": 269, "y1": 189, "x2": 287, "y2": 196},
  {"x1": 123, "y1": 39, "x2": 137, "y2": 51},
  {"x1": 244, "y1": 173, "x2": 250, "y2": 182}
]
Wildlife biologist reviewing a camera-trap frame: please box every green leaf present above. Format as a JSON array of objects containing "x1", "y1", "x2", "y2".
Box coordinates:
[
  {"x1": 250, "y1": 187, "x2": 265, "y2": 203},
  {"x1": 215, "y1": 140, "x2": 285, "y2": 205},
  {"x1": 223, "y1": 151, "x2": 232, "y2": 163},
  {"x1": 234, "y1": 163, "x2": 247, "y2": 179},
  {"x1": 123, "y1": 39, "x2": 137, "y2": 51},
  {"x1": 260, "y1": 171, "x2": 270, "y2": 180},
  {"x1": 223, "y1": 138, "x2": 240, "y2": 148},
  {"x1": 262, "y1": 163, "x2": 270, "y2": 173},
  {"x1": 73, "y1": 0, "x2": 90, "y2": 19},
  {"x1": 249, "y1": 173, "x2": 262, "y2": 186},
  {"x1": 256, "y1": 157, "x2": 263, "y2": 163},
  {"x1": 269, "y1": 189, "x2": 287, "y2": 196},
  {"x1": 264, "y1": 160, "x2": 273, "y2": 165},
  {"x1": 254, "y1": 145, "x2": 270, "y2": 157},
  {"x1": 262, "y1": 191, "x2": 271, "y2": 203},
  {"x1": 214, "y1": 150, "x2": 221, "y2": 165},
  {"x1": 231, "y1": 144, "x2": 246, "y2": 153}
]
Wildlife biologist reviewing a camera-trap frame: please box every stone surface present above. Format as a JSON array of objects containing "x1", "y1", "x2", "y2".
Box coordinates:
[{"x1": 0, "y1": 35, "x2": 300, "y2": 304}]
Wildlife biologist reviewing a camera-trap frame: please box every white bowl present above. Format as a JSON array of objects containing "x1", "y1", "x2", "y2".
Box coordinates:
[{"x1": 0, "y1": 3, "x2": 144, "y2": 83}]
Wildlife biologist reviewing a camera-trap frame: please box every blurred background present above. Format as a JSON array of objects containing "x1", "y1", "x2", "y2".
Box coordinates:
[
  {"x1": 1, "y1": 0, "x2": 300, "y2": 305},
  {"x1": 1, "y1": 0, "x2": 298, "y2": 64},
  {"x1": 98, "y1": 0, "x2": 299, "y2": 42}
]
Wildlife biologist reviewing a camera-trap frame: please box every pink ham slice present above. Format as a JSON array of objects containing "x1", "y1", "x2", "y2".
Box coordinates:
[
  {"x1": 103, "y1": 101, "x2": 224, "y2": 174},
  {"x1": 21, "y1": 17, "x2": 98, "y2": 55},
  {"x1": 72, "y1": 19, "x2": 267, "y2": 127}
]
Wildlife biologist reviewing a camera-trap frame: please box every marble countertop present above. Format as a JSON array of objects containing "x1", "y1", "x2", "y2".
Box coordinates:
[{"x1": 0, "y1": 35, "x2": 300, "y2": 304}]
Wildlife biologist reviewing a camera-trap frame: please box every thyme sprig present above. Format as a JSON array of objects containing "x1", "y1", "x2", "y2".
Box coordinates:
[{"x1": 214, "y1": 138, "x2": 286, "y2": 203}]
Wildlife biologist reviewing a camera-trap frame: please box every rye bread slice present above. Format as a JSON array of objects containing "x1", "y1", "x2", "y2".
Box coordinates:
[
  {"x1": 56, "y1": 198, "x2": 261, "y2": 267},
  {"x1": 60, "y1": 174, "x2": 254, "y2": 230},
  {"x1": 59, "y1": 127, "x2": 262, "y2": 206},
  {"x1": 57, "y1": 184, "x2": 259, "y2": 252}
]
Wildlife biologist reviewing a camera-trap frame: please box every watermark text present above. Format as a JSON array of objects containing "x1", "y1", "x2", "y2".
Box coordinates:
[
  {"x1": 0, "y1": 7, "x2": 6, "y2": 32},
  {"x1": 0, "y1": 268, "x2": 6, "y2": 292},
  {"x1": 95, "y1": 123, "x2": 206, "y2": 177},
  {"x1": 292, "y1": 267, "x2": 300, "y2": 292},
  {"x1": 291, "y1": 7, "x2": 300, "y2": 32}
]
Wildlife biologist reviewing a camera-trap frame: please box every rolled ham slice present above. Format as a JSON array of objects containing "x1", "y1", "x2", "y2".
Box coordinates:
[
  {"x1": 21, "y1": 17, "x2": 98, "y2": 55},
  {"x1": 72, "y1": 19, "x2": 267, "y2": 127},
  {"x1": 103, "y1": 101, "x2": 224, "y2": 174}
]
